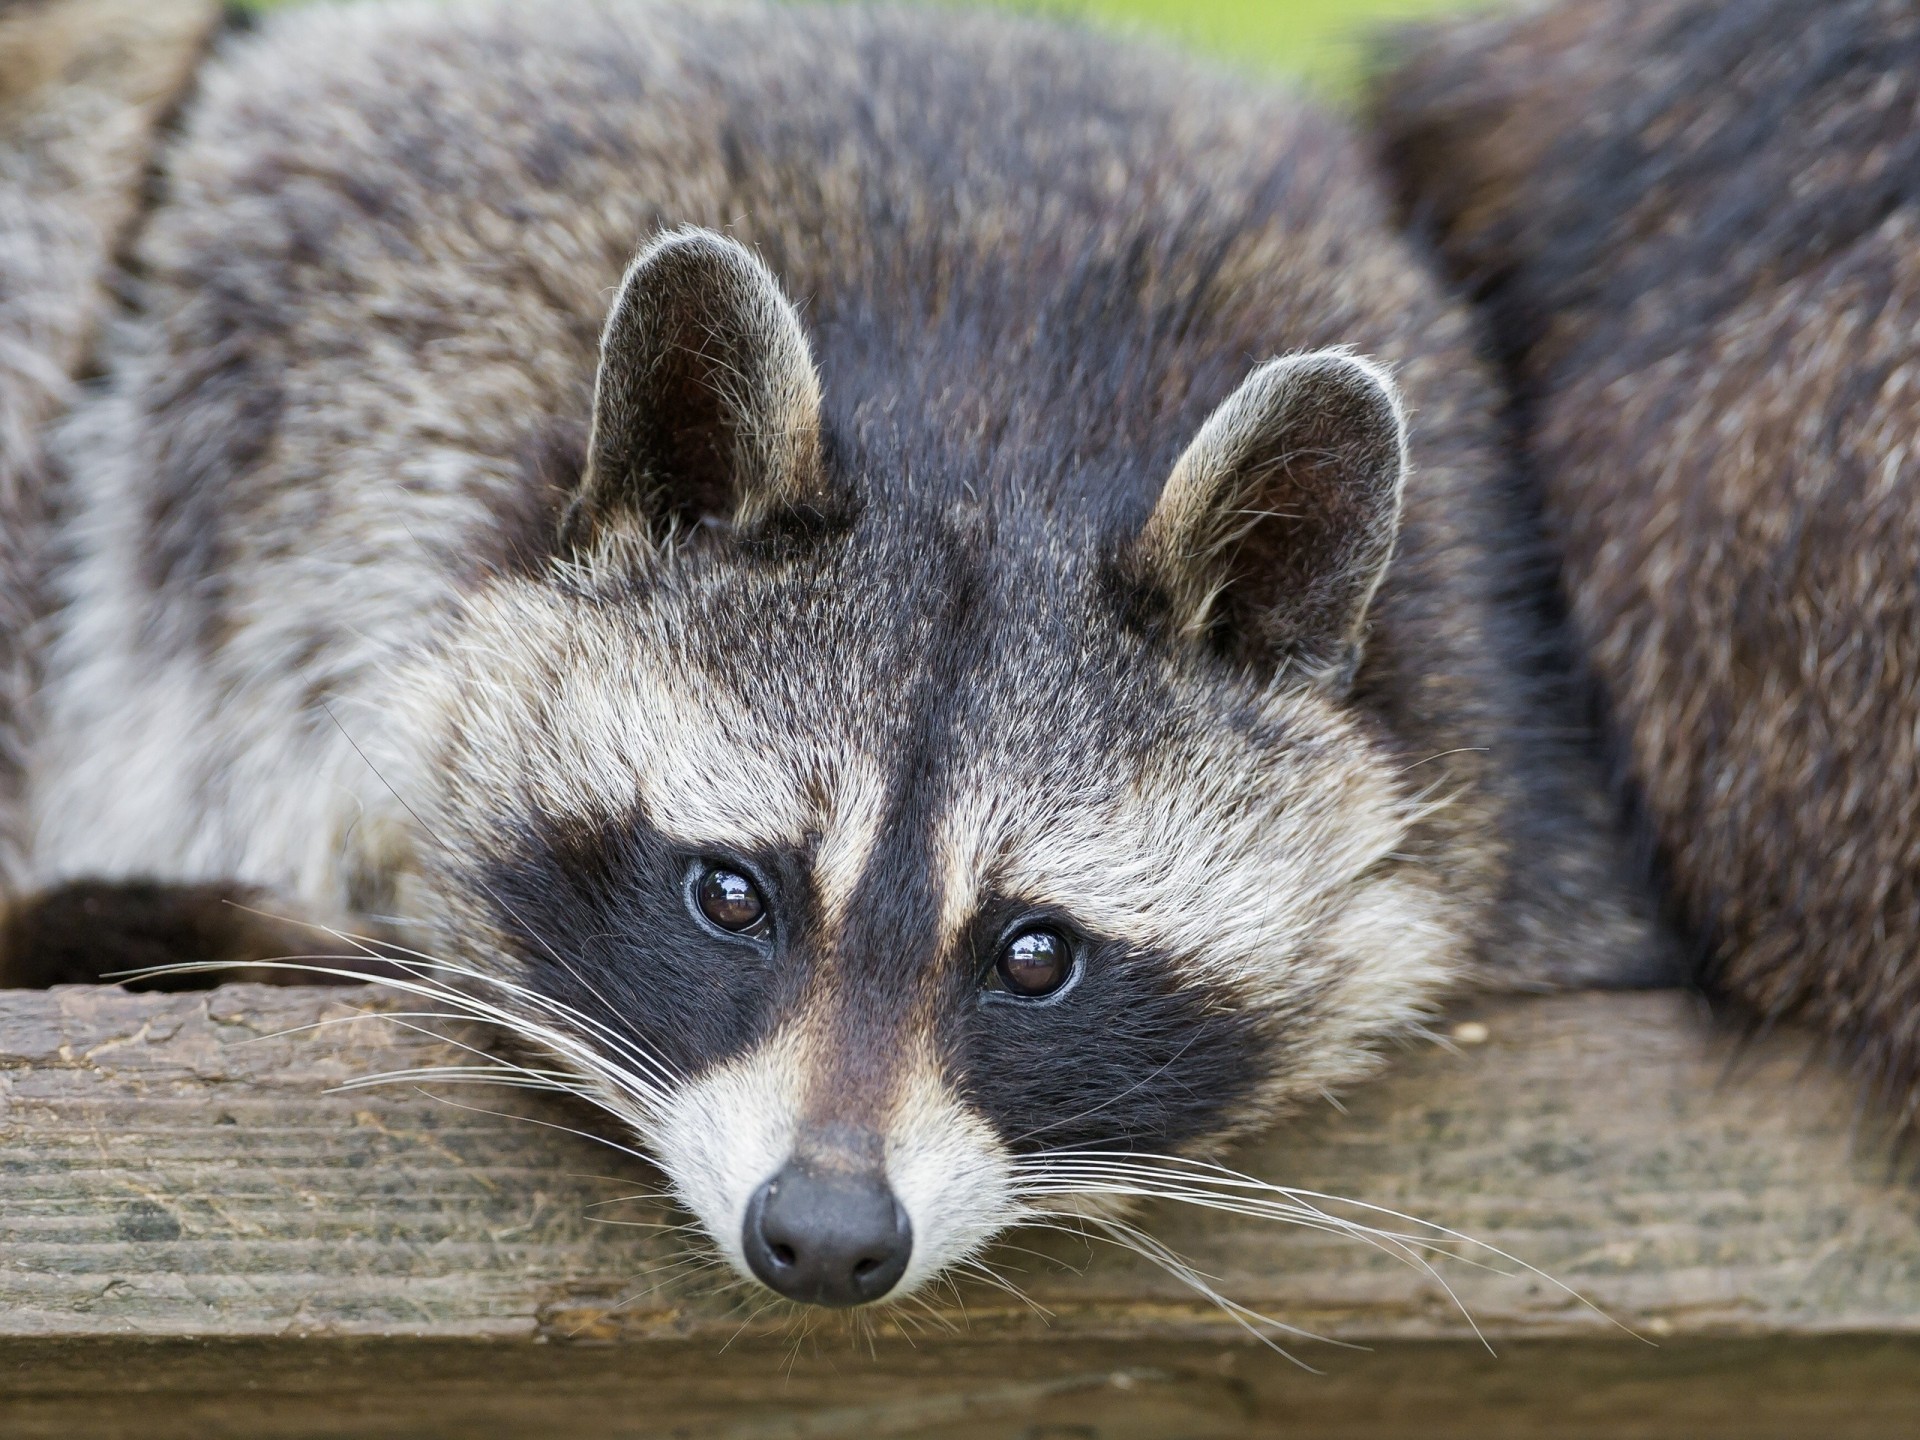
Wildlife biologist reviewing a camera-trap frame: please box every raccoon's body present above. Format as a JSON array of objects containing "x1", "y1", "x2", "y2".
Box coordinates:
[
  {"x1": 2, "y1": 0, "x2": 1661, "y2": 1305},
  {"x1": 0, "y1": 0, "x2": 222, "y2": 893},
  {"x1": 1376, "y1": 0, "x2": 1920, "y2": 1118}
]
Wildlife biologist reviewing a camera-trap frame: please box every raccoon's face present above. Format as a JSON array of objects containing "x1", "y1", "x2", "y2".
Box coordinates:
[{"x1": 413, "y1": 231, "x2": 1465, "y2": 1309}]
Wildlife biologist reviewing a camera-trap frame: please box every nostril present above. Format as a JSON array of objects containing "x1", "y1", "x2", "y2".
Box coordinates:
[{"x1": 740, "y1": 1160, "x2": 914, "y2": 1308}]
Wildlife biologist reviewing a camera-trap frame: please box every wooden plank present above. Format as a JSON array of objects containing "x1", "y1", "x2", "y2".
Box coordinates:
[{"x1": 1, "y1": 984, "x2": 1916, "y2": 1437}]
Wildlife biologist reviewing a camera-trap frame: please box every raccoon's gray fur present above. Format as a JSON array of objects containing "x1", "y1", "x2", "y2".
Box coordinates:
[
  {"x1": 1375, "y1": 0, "x2": 1920, "y2": 1117},
  {"x1": 2, "y1": 0, "x2": 1665, "y2": 1304},
  {"x1": 0, "y1": 0, "x2": 220, "y2": 891}
]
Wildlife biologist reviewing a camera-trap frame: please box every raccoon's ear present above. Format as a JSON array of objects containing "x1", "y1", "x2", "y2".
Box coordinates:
[
  {"x1": 564, "y1": 228, "x2": 828, "y2": 550},
  {"x1": 1129, "y1": 351, "x2": 1407, "y2": 688}
]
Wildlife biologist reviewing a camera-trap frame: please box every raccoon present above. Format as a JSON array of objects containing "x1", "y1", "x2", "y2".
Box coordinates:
[
  {"x1": 0, "y1": 0, "x2": 1665, "y2": 1309},
  {"x1": 1376, "y1": 0, "x2": 1920, "y2": 1117}
]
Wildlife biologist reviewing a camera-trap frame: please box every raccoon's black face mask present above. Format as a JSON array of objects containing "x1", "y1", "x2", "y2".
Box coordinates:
[{"x1": 414, "y1": 230, "x2": 1462, "y2": 1307}]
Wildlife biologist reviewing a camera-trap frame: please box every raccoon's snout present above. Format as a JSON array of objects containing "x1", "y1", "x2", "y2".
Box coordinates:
[{"x1": 742, "y1": 1158, "x2": 914, "y2": 1307}]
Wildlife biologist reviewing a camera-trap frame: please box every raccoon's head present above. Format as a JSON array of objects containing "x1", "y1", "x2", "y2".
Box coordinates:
[{"x1": 412, "y1": 230, "x2": 1465, "y2": 1309}]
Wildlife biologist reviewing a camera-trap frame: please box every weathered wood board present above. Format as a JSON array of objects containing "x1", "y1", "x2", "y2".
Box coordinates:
[{"x1": 2, "y1": 984, "x2": 1916, "y2": 1437}]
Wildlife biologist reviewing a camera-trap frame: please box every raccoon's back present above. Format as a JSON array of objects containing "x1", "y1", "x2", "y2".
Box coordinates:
[
  {"x1": 112, "y1": 0, "x2": 1522, "y2": 757},
  {"x1": 1377, "y1": 0, "x2": 1920, "y2": 1093},
  {"x1": 128, "y1": 0, "x2": 1490, "y2": 576},
  {"x1": 0, "y1": 0, "x2": 217, "y2": 893}
]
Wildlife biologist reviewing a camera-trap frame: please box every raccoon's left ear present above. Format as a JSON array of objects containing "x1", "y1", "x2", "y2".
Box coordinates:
[
  {"x1": 564, "y1": 228, "x2": 830, "y2": 551},
  {"x1": 1127, "y1": 350, "x2": 1407, "y2": 688}
]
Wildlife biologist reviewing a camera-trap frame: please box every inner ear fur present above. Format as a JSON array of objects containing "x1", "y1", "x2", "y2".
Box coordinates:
[
  {"x1": 564, "y1": 227, "x2": 828, "y2": 550},
  {"x1": 1129, "y1": 350, "x2": 1407, "y2": 687}
]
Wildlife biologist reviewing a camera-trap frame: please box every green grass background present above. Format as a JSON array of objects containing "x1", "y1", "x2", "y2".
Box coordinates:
[
  {"x1": 244, "y1": 1, "x2": 1494, "y2": 94},
  {"x1": 998, "y1": 0, "x2": 1486, "y2": 90}
]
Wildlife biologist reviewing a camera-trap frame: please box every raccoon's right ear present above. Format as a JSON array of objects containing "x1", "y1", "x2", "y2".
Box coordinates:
[
  {"x1": 1127, "y1": 350, "x2": 1407, "y2": 689},
  {"x1": 563, "y1": 228, "x2": 830, "y2": 552}
]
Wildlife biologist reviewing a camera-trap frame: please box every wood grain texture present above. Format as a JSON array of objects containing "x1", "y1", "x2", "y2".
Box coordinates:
[{"x1": 2, "y1": 984, "x2": 1916, "y2": 1437}]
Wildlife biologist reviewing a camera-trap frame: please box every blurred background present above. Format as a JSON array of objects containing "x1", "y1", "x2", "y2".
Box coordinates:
[
  {"x1": 243, "y1": 1, "x2": 1501, "y2": 96},
  {"x1": 994, "y1": 0, "x2": 1491, "y2": 91}
]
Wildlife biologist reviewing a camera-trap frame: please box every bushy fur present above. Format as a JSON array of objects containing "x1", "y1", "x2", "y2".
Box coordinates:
[
  {"x1": 1376, "y1": 0, "x2": 1920, "y2": 1114},
  {"x1": 3, "y1": 0, "x2": 1666, "y2": 1299},
  {"x1": 0, "y1": 0, "x2": 220, "y2": 890}
]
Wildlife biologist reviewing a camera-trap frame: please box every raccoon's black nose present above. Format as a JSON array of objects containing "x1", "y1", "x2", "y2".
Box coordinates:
[{"x1": 741, "y1": 1160, "x2": 913, "y2": 1307}]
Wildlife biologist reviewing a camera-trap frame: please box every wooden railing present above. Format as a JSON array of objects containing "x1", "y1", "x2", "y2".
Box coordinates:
[{"x1": 4, "y1": 984, "x2": 1916, "y2": 1437}]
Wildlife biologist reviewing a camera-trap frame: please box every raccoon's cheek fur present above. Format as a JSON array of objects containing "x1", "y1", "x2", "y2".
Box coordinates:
[{"x1": 650, "y1": 1028, "x2": 1018, "y2": 1307}]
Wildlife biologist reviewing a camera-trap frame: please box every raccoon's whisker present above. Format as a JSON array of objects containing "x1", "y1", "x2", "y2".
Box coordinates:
[
  {"x1": 253, "y1": 1003, "x2": 647, "y2": 1111},
  {"x1": 781, "y1": 1313, "x2": 812, "y2": 1376},
  {"x1": 930, "y1": 1271, "x2": 969, "y2": 1328},
  {"x1": 326, "y1": 953, "x2": 674, "y2": 1112},
  {"x1": 1083, "y1": 1212, "x2": 1361, "y2": 1360},
  {"x1": 589, "y1": 1217, "x2": 712, "y2": 1241},
  {"x1": 1019, "y1": 1153, "x2": 1540, "y2": 1266},
  {"x1": 337, "y1": 963, "x2": 668, "y2": 1115},
  {"x1": 999, "y1": 1026, "x2": 1205, "y2": 1148},
  {"x1": 330, "y1": 1059, "x2": 578, "y2": 1085},
  {"x1": 1013, "y1": 1150, "x2": 1632, "y2": 1341},
  {"x1": 131, "y1": 948, "x2": 677, "y2": 1113},
  {"x1": 577, "y1": 1191, "x2": 676, "y2": 1210},
  {"x1": 239, "y1": 1007, "x2": 489, "y2": 1046},
  {"x1": 855, "y1": 1304, "x2": 892, "y2": 1353},
  {"x1": 718, "y1": 1296, "x2": 786, "y2": 1354},
  {"x1": 362, "y1": 954, "x2": 681, "y2": 1100},
  {"x1": 236, "y1": 916, "x2": 684, "y2": 1098},
  {"x1": 1031, "y1": 1188, "x2": 1485, "y2": 1274},
  {"x1": 310, "y1": 1012, "x2": 599, "y2": 1096},
  {"x1": 348, "y1": 939, "x2": 680, "y2": 1090},
  {"x1": 397, "y1": 1086, "x2": 656, "y2": 1164},
  {"x1": 1401, "y1": 779, "x2": 1468, "y2": 828},
  {"x1": 875, "y1": 1304, "x2": 923, "y2": 1346},
  {"x1": 330, "y1": 1067, "x2": 585, "y2": 1096},
  {"x1": 905, "y1": 1289, "x2": 961, "y2": 1335},
  {"x1": 562, "y1": 1170, "x2": 669, "y2": 1188},
  {"x1": 699, "y1": 1268, "x2": 758, "y2": 1304},
  {"x1": 1013, "y1": 1165, "x2": 1489, "y2": 1266},
  {"x1": 1015, "y1": 1163, "x2": 1397, "y2": 1224},
  {"x1": 599, "y1": 1254, "x2": 712, "y2": 1291},
  {"x1": 1021, "y1": 1186, "x2": 1499, "y2": 1337},
  {"x1": 563, "y1": 1254, "x2": 722, "y2": 1338},
  {"x1": 981, "y1": 1237, "x2": 1080, "y2": 1275},
  {"x1": 321, "y1": 706, "x2": 661, "y2": 1081},
  {"x1": 1398, "y1": 746, "x2": 1492, "y2": 774},
  {"x1": 953, "y1": 1257, "x2": 1051, "y2": 1319},
  {"x1": 1021, "y1": 1213, "x2": 1335, "y2": 1371}
]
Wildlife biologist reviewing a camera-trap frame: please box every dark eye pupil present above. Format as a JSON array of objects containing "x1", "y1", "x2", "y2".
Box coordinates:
[
  {"x1": 696, "y1": 867, "x2": 765, "y2": 933},
  {"x1": 996, "y1": 929, "x2": 1070, "y2": 997}
]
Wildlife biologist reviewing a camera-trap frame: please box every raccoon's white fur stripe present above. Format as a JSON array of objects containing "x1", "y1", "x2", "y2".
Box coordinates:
[
  {"x1": 651, "y1": 1022, "x2": 1016, "y2": 1297},
  {"x1": 403, "y1": 574, "x2": 894, "y2": 918},
  {"x1": 651, "y1": 1025, "x2": 806, "y2": 1280},
  {"x1": 882, "y1": 1052, "x2": 1020, "y2": 1298},
  {"x1": 421, "y1": 579, "x2": 819, "y2": 851}
]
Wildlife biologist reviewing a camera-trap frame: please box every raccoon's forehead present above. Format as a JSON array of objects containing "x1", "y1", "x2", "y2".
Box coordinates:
[{"x1": 431, "y1": 557, "x2": 1405, "y2": 933}]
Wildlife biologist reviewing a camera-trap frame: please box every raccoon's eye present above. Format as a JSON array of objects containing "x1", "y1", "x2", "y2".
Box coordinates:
[
  {"x1": 993, "y1": 928, "x2": 1074, "y2": 998},
  {"x1": 692, "y1": 865, "x2": 768, "y2": 937}
]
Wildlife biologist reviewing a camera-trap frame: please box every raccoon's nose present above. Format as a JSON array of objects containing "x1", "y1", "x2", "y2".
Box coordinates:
[{"x1": 741, "y1": 1160, "x2": 913, "y2": 1307}]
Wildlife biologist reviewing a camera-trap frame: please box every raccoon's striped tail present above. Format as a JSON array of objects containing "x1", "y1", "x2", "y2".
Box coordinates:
[{"x1": 0, "y1": 0, "x2": 219, "y2": 891}]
